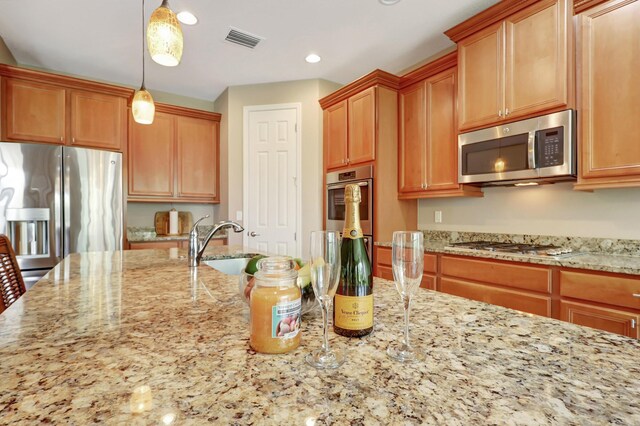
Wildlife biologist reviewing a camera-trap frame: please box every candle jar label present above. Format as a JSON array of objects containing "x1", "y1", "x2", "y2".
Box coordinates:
[{"x1": 272, "y1": 298, "x2": 301, "y2": 338}]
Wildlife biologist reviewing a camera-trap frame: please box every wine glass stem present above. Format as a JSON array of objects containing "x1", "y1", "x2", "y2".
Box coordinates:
[
  {"x1": 321, "y1": 299, "x2": 331, "y2": 354},
  {"x1": 403, "y1": 295, "x2": 411, "y2": 348}
]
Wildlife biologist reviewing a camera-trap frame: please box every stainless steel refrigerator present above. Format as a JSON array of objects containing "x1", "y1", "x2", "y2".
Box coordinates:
[{"x1": 0, "y1": 142, "x2": 123, "y2": 288}]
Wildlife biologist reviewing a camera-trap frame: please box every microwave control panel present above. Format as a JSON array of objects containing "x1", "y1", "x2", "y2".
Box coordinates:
[{"x1": 536, "y1": 126, "x2": 564, "y2": 167}]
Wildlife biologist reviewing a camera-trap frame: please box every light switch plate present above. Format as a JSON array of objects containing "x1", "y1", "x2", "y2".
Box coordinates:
[
  {"x1": 236, "y1": 211, "x2": 243, "y2": 221},
  {"x1": 434, "y1": 211, "x2": 442, "y2": 223}
]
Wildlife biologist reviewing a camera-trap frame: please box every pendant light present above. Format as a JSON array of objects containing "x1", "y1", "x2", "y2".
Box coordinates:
[
  {"x1": 133, "y1": 0, "x2": 155, "y2": 125},
  {"x1": 147, "y1": 0, "x2": 183, "y2": 67}
]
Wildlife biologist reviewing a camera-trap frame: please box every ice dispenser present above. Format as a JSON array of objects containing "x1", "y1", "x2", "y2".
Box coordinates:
[{"x1": 6, "y1": 208, "x2": 50, "y2": 257}]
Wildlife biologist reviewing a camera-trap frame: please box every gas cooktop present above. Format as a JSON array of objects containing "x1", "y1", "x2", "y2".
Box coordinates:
[{"x1": 445, "y1": 241, "x2": 577, "y2": 257}]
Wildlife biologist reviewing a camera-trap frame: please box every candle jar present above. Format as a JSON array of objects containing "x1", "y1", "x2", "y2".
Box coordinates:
[{"x1": 249, "y1": 256, "x2": 301, "y2": 354}]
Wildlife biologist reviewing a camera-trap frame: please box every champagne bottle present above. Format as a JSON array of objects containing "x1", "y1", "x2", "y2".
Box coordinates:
[{"x1": 333, "y1": 183, "x2": 373, "y2": 337}]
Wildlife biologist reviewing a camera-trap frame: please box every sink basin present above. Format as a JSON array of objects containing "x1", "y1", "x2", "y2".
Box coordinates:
[{"x1": 203, "y1": 257, "x2": 251, "y2": 275}]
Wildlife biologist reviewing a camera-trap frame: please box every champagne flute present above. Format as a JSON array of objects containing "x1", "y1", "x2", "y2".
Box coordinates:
[
  {"x1": 305, "y1": 230, "x2": 345, "y2": 369},
  {"x1": 387, "y1": 231, "x2": 424, "y2": 362}
]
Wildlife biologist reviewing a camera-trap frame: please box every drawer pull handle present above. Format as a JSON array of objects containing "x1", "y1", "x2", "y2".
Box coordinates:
[
  {"x1": 632, "y1": 319, "x2": 636, "y2": 329},
  {"x1": 633, "y1": 294, "x2": 640, "y2": 298}
]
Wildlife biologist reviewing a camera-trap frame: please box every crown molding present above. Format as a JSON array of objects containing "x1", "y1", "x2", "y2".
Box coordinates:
[{"x1": 319, "y1": 69, "x2": 400, "y2": 109}]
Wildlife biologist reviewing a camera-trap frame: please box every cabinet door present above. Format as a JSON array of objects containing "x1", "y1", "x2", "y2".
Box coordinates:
[
  {"x1": 2, "y1": 78, "x2": 65, "y2": 144},
  {"x1": 324, "y1": 101, "x2": 348, "y2": 171},
  {"x1": 69, "y1": 90, "x2": 126, "y2": 151},
  {"x1": 128, "y1": 112, "x2": 175, "y2": 197},
  {"x1": 458, "y1": 22, "x2": 504, "y2": 131},
  {"x1": 561, "y1": 301, "x2": 639, "y2": 338},
  {"x1": 505, "y1": 0, "x2": 568, "y2": 120},
  {"x1": 579, "y1": 0, "x2": 640, "y2": 182},
  {"x1": 348, "y1": 87, "x2": 376, "y2": 165},
  {"x1": 398, "y1": 82, "x2": 426, "y2": 193},
  {"x1": 176, "y1": 116, "x2": 219, "y2": 201},
  {"x1": 426, "y1": 68, "x2": 459, "y2": 191}
]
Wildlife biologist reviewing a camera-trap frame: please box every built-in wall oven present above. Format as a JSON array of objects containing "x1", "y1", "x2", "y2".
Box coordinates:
[{"x1": 325, "y1": 165, "x2": 373, "y2": 256}]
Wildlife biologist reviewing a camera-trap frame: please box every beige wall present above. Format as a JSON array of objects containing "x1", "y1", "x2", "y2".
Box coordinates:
[
  {"x1": 0, "y1": 36, "x2": 17, "y2": 65},
  {"x1": 418, "y1": 182, "x2": 640, "y2": 239},
  {"x1": 127, "y1": 202, "x2": 218, "y2": 228},
  {"x1": 214, "y1": 79, "x2": 341, "y2": 256}
]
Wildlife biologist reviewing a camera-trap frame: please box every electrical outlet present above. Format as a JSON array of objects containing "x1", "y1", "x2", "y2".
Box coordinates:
[{"x1": 434, "y1": 211, "x2": 443, "y2": 223}]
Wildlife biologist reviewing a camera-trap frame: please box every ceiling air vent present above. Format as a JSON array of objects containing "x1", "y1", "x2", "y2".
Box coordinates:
[{"x1": 224, "y1": 28, "x2": 263, "y2": 49}]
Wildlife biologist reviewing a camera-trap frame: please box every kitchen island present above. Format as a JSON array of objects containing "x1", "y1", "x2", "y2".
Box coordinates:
[{"x1": 0, "y1": 247, "x2": 639, "y2": 424}]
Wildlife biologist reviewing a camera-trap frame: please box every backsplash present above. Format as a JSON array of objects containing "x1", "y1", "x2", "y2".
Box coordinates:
[
  {"x1": 127, "y1": 226, "x2": 224, "y2": 241},
  {"x1": 422, "y1": 230, "x2": 640, "y2": 256}
]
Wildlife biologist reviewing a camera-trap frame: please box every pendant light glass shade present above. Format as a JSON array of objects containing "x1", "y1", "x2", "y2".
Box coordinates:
[
  {"x1": 147, "y1": 0, "x2": 183, "y2": 67},
  {"x1": 132, "y1": 87, "x2": 155, "y2": 125}
]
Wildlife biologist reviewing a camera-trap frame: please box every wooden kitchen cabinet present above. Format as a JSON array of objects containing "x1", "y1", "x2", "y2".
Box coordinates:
[
  {"x1": 574, "y1": 0, "x2": 640, "y2": 190},
  {"x1": 559, "y1": 268, "x2": 640, "y2": 338},
  {"x1": 324, "y1": 101, "x2": 348, "y2": 170},
  {"x1": 398, "y1": 53, "x2": 483, "y2": 199},
  {"x1": 0, "y1": 65, "x2": 130, "y2": 150},
  {"x1": 128, "y1": 239, "x2": 226, "y2": 250},
  {"x1": 440, "y1": 255, "x2": 553, "y2": 317},
  {"x1": 322, "y1": 81, "x2": 382, "y2": 171},
  {"x1": 177, "y1": 116, "x2": 219, "y2": 199},
  {"x1": 347, "y1": 87, "x2": 376, "y2": 166},
  {"x1": 128, "y1": 112, "x2": 175, "y2": 197},
  {"x1": 448, "y1": 0, "x2": 572, "y2": 132},
  {"x1": 128, "y1": 104, "x2": 221, "y2": 203},
  {"x1": 2, "y1": 78, "x2": 66, "y2": 144},
  {"x1": 374, "y1": 246, "x2": 437, "y2": 290}
]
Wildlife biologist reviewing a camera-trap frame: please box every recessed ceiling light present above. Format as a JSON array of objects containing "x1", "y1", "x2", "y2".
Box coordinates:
[
  {"x1": 379, "y1": 0, "x2": 401, "y2": 5},
  {"x1": 177, "y1": 11, "x2": 198, "y2": 25},
  {"x1": 305, "y1": 54, "x2": 321, "y2": 63}
]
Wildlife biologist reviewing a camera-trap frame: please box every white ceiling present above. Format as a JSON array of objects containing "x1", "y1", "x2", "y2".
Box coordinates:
[{"x1": 0, "y1": 0, "x2": 498, "y2": 102}]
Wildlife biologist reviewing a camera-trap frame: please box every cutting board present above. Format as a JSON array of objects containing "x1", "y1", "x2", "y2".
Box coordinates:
[{"x1": 154, "y1": 211, "x2": 193, "y2": 236}]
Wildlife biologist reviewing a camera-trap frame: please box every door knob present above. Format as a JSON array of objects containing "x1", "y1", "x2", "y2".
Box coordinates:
[{"x1": 248, "y1": 231, "x2": 260, "y2": 237}]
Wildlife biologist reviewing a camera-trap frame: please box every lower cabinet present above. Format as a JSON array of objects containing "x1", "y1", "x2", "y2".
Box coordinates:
[
  {"x1": 373, "y1": 246, "x2": 640, "y2": 339},
  {"x1": 374, "y1": 246, "x2": 436, "y2": 290},
  {"x1": 440, "y1": 256, "x2": 552, "y2": 317}
]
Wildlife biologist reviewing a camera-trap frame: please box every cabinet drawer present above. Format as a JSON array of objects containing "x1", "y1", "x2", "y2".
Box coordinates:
[
  {"x1": 376, "y1": 246, "x2": 392, "y2": 267},
  {"x1": 441, "y1": 255, "x2": 551, "y2": 293},
  {"x1": 377, "y1": 265, "x2": 394, "y2": 281},
  {"x1": 421, "y1": 274, "x2": 436, "y2": 290},
  {"x1": 375, "y1": 247, "x2": 436, "y2": 274},
  {"x1": 441, "y1": 277, "x2": 552, "y2": 317},
  {"x1": 560, "y1": 270, "x2": 640, "y2": 310},
  {"x1": 560, "y1": 300, "x2": 639, "y2": 339}
]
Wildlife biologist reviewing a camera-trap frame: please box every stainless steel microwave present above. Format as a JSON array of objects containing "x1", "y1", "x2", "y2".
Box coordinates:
[{"x1": 458, "y1": 110, "x2": 576, "y2": 186}]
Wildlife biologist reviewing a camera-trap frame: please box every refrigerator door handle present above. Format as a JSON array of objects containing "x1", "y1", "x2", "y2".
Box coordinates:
[{"x1": 63, "y1": 154, "x2": 71, "y2": 258}]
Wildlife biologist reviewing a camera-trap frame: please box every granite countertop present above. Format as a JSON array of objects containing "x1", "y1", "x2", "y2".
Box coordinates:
[
  {"x1": 376, "y1": 236, "x2": 640, "y2": 276},
  {"x1": 1, "y1": 247, "x2": 639, "y2": 423}
]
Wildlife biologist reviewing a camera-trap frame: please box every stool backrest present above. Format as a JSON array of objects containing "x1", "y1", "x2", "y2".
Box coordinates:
[{"x1": 0, "y1": 235, "x2": 26, "y2": 314}]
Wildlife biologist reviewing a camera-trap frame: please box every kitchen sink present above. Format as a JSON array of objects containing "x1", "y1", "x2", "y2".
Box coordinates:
[{"x1": 203, "y1": 257, "x2": 251, "y2": 275}]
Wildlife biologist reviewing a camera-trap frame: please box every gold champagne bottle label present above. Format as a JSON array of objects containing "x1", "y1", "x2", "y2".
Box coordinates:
[
  {"x1": 342, "y1": 184, "x2": 364, "y2": 239},
  {"x1": 334, "y1": 294, "x2": 374, "y2": 330}
]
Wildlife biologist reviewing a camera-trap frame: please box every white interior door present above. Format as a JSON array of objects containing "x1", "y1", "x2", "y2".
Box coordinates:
[{"x1": 244, "y1": 105, "x2": 300, "y2": 256}]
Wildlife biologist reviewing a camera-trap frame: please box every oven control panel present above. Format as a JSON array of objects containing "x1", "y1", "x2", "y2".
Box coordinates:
[{"x1": 536, "y1": 126, "x2": 564, "y2": 167}]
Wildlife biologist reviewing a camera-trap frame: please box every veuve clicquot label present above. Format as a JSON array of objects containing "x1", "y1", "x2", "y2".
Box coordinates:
[{"x1": 334, "y1": 184, "x2": 374, "y2": 337}]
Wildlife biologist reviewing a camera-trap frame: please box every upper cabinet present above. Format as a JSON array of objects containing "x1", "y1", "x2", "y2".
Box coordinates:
[
  {"x1": 398, "y1": 53, "x2": 483, "y2": 199},
  {"x1": 574, "y1": 0, "x2": 640, "y2": 190},
  {"x1": 128, "y1": 105, "x2": 221, "y2": 204},
  {"x1": 447, "y1": 0, "x2": 573, "y2": 132},
  {"x1": 320, "y1": 75, "x2": 393, "y2": 172},
  {"x1": 0, "y1": 65, "x2": 129, "y2": 151}
]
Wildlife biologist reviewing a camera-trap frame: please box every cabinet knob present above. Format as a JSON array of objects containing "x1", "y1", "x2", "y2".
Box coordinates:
[
  {"x1": 72, "y1": 137, "x2": 75, "y2": 143},
  {"x1": 632, "y1": 319, "x2": 637, "y2": 329},
  {"x1": 60, "y1": 137, "x2": 63, "y2": 142},
  {"x1": 498, "y1": 110, "x2": 503, "y2": 118},
  {"x1": 632, "y1": 293, "x2": 640, "y2": 298},
  {"x1": 346, "y1": 158, "x2": 350, "y2": 164},
  {"x1": 505, "y1": 108, "x2": 510, "y2": 116}
]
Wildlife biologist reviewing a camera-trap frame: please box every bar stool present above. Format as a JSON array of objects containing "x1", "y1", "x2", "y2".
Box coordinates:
[{"x1": 0, "y1": 235, "x2": 26, "y2": 314}]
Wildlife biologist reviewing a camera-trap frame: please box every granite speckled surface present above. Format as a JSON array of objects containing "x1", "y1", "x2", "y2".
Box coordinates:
[
  {"x1": 377, "y1": 231, "x2": 640, "y2": 276},
  {"x1": 1, "y1": 247, "x2": 639, "y2": 424},
  {"x1": 127, "y1": 226, "x2": 227, "y2": 243}
]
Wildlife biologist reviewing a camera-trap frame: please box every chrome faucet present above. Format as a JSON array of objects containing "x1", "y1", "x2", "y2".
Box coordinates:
[{"x1": 188, "y1": 216, "x2": 245, "y2": 267}]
